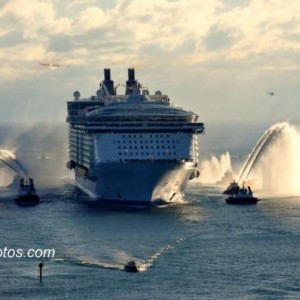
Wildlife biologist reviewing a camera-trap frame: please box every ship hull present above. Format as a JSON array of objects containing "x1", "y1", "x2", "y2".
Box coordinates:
[{"x1": 74, "y1": 161, "x2": 194, "y2": 205}]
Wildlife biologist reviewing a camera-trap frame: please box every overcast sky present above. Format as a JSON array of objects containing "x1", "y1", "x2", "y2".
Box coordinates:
[{"x1": 0, "y1": 0, "x2": 299, "y2": 124}]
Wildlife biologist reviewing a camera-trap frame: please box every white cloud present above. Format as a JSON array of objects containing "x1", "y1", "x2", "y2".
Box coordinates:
[
  {"x1": 2, "y1": 0, "x2": 298, "y2": 72},
  {"x1": 68, "y1": 0, "x2": 97, "y2": 8},
  {"x1": 71, "y1": 6, "x2": 107, "y2": 34},
  {"x1": 0, "y1": 0, "x2": 299, "y2": 120},
  {"x1": 0, "y1": 0, "x2": 56, "y2": 39}
]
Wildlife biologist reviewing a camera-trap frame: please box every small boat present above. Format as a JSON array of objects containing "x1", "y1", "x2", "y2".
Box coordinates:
[
  {"x1": 124, "y1": 261, "x2": 139, "y2": 272},
  {"x1": 225, "y1": 184, "x2": 259, "y2": 205},
  {"x1": 14, "y1": 177, "x2": 40, "y2": 205}
]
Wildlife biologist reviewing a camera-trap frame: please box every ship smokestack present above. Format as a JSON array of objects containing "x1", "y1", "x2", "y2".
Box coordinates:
[
  {"x1": 126, "y1": 68, "x2": 138, "y2": 95},
  {"x1": 104, "y1": 68, "x2": 111, "y2": 81},
  {"x1": 128, "y1": 68, "x2": 135, "y2": 81},
  {"x1": 102, "y1": 68, "x2": 115, "y2": 95}
]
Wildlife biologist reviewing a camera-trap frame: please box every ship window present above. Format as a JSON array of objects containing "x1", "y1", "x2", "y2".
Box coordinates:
[
  {"x1": 157, "y1": 146, "x2": 160, "y2": 149},
  {"x1": 122, "y1": 135, "x2": 125, "y2": 138},
  {"x1": 173, "y1": 152, "x2": 176, "y2": 155},
  {"x1": 119, "y1": 152, "x2": 122, "y2": 155},
  {"x1": 118, "y1": 141, "x2": 120, "y2": 144},
  {"x1": 150, "y1": 135, "x2": 152, "y2": 138},
  {"x1": 172, "y1": 140, "x2": 175, "y2": 143},
  {"x1": 118, "y1": 146, "x2": 121, "y2": 149},
  {"x1": 145, "y1": 140, "x2": 148, "y2": 143},
  {"x1": 146, "y1": 146, "x2": 148, "y2": 149},
  {"x1": 173, "y1": 146, "x2": 175, "y2": 149},
  {"x1": 124, "y1": 152, "x2": 127, "y2": 155},
  {"x1": 123, "y1": 146, "x2": 126, "y2": 149},
  {"x1": 146, "y1": 152, "x2": 149, "y2": 155},
  {"x1": 135, "y1": 146, "x2": 137, "y2": 149},
  {"x1": 141, "y1": 146, "x2": 143, "y2": 149},
  {"x1": 129, "y1": 141, "x2": 132, "y2": 144},
  {"x1": 136, "y1": 152, "x2": 138, "y2": 155},
  {"x1": 158, "y1": 152, "x2": 160, "y2": 155},
  {"x1": 129, "y1": 135, "x2": 131, "y2": 138},
  {"x1": 129, "y1": 146, "x2": 132, "y2": 149}
]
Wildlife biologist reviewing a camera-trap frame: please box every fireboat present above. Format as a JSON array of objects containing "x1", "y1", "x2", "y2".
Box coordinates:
[{"x1": 14, "y1": 176, "x2": 40, "y2": 205}]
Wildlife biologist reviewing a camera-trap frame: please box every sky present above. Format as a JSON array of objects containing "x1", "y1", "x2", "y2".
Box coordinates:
[{"x1": 0, "y1": 0, "x2": 300, "y2": 124}]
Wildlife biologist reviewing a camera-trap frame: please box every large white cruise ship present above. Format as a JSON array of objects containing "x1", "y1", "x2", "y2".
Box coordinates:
[{"x1": 66, "y1": 69, "x2": 204, "y2": 205}]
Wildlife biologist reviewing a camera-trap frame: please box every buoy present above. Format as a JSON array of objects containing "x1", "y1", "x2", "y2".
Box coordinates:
[{"x1": 38, "y1": 262, "x2": 44, "y2": 282}]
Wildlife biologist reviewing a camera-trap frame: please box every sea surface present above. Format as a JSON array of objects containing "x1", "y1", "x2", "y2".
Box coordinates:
[{"x1": 0, "y1": 123, "x2": 299, "y2": 299}]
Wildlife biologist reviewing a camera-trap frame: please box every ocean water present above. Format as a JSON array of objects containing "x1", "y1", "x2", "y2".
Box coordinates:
[{"x1": 0, "y1": 123, "x2": 300, "y2": 299}]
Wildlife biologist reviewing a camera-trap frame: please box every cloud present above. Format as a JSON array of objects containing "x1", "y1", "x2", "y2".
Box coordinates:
[
  {"x1": 71, "y1": 6, "x2": 107, "y2": 34},
  {"x1": 0, "y1": 0, "x2": 56, "y2": 39},
  {"x1": 203, "y1": 26, "x2": 241, "y2": 51},
  {"x1": 0, "y1": 0, "x2": 299, "y2": 85},
  {"x1": 68, "y1": 0, "x2": 97, "y2": 8}
]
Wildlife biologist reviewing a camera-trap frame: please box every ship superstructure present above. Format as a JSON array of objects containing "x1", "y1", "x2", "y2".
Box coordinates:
[{"x1": 66, "y1": 69, "x2": 204, "y2": 205}]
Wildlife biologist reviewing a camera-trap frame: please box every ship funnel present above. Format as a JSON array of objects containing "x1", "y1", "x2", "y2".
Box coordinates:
[
  {"x1": 102, "y1": 68, "x2": 115, "y2": 95},
  {"x1": 128, "y1": 68, "x2": 135, "y2": 81},
  {"x1": 104, "y1": 68, "x2": 111, "y2": 81},
  {"x1": 126, "y1": 68, "x2": 138, "y2": 95}
]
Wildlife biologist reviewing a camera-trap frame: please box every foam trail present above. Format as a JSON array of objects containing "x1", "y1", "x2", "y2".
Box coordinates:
[
  {"x1": 138, "y1": 237, "x2": 186, "y2": 272},
  {"x1": 53, "y1": 257, "x2": 124, "y2": 270}
]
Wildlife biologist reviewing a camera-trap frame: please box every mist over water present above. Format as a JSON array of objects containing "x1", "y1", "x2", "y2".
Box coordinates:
[{"x1": 0, "y1": 123, "x2": 71, "y2": 187}]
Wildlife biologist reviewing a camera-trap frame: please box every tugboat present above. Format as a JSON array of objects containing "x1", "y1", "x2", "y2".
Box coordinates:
[
  {"x1": 225, "y1": 183, "x2": 259, "y2": 205},
  {"x1": 14, "y1": 176, "x2": 40, "y2": 205},
  {"x1": 124, "y1": 261, "x2": 139, "y2": 272}
]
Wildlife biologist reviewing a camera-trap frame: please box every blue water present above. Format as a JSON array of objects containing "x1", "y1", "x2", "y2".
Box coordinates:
[
  {"x1": 0, "y1": 123, "x2": 300, "y2": 299},
  {"x1": 0, "y1": 184, "x2": 300, "y2": 299}
]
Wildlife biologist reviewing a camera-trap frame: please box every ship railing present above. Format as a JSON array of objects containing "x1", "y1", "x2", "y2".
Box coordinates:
[
  {"x1": 68, "y1": 116, "x2": 193, "y2": 123},
  {"x1": 96, "y1": 158, "x2": 194, "y2": 163},
  {"x1": 81, "y1": 122, "x2": 204, "y2": 128}
]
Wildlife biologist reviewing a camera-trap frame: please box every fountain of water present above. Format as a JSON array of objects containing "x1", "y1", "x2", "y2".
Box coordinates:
[
  {"x1": 198, "y1": 151, "x2": 232, "y2": 184},
  {"x1": 0, "y1": 150, "x2": 27, "y2": 187},
  {"x1": 238, "y1": 122, "x2": 300, "y2": 196}
]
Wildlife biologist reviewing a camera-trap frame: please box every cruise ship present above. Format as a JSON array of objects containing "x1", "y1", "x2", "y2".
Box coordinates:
[{"x1": 66, "y1": 69, "x2": 204, "y2": 205}]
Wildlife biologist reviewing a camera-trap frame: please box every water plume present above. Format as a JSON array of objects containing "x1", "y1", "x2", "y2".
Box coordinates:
[
  {"x1": 197, "y1": 152, "x2": 232, "y2": 184},
  {"x1": 0, "y1": 150, "x2": 27, "y2": 186},
  {"x1": 238, "y1": 122, "x2": 300, "y2": 196},
  {"x1": 0, "y1": 150, "x2": 27, "y2": 175}
]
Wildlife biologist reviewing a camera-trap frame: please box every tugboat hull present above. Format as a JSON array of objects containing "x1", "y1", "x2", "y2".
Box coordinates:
[
  {"x1": 225, "y1": 197, "x2": 259, "y2": 205},
  {"x1": 14, "y1": 195, "x2": 40, "y2": 205}
]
